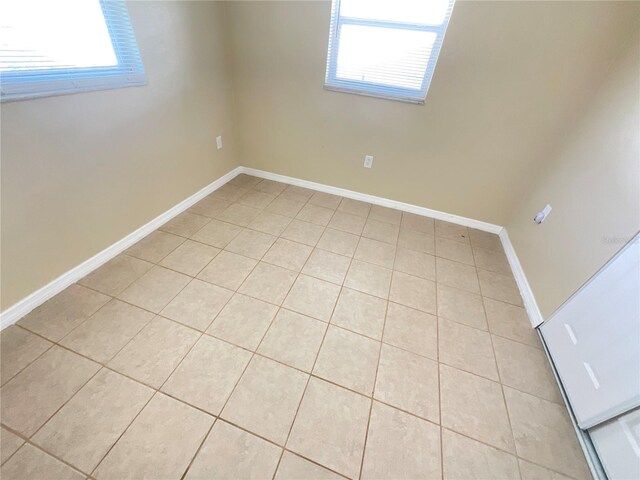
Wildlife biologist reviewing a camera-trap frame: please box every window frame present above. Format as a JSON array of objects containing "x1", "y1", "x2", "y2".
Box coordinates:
[
  {"x1": 0, "y1": 0, "x2": 146, "y2": 102},
  {"x1": 324, "y1": 0, "x2": 454, "y2": 104}
]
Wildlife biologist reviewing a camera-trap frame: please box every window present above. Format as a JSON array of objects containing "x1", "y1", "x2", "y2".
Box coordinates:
[
  {"x1": 325, "y1": 0, "x2": 455, "y2": 104},
  {"x1": 0, "y1": 0, "x2": 146, "y2": 101}
]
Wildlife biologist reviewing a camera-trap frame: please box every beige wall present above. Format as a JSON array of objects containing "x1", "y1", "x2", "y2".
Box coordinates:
[
  {"x1": 505, "y1": 25, "x2": 640, "y2": 317},
  {"x1": 225, "y1": 1, "x2": 637, "y2": 226},
  {"x1": 1, "y1": 1, "x2": 238, "y2": 308}
]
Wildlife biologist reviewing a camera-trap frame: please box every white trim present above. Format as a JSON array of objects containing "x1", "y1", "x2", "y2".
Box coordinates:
[
  {"x1": 0, "y1": 166, "x2": 243, "y2": 330},
  {"x1": 499, "y1": 228, "x2": 545, "y2": 327},
  {"x1": 238, "y1": 167, "x2": 502, "y2": 234}
]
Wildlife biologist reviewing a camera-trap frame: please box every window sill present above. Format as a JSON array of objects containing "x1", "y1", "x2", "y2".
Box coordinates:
[
  {"x1": 0, "y1": 74, "x2": 148, "y2": 103},
  {"x1": 323, "y1": 84, "x2": 425, "y2": 105}
]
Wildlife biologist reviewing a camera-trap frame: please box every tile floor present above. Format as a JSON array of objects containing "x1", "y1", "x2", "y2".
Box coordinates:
[{"x1": 0, "y1": 174, "x2": 590, "y2": 480}]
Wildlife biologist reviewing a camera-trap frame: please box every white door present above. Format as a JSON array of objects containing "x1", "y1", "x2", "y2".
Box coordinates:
[{"x1": 540, "y1": 235, "x2": 640, "y2": 430}]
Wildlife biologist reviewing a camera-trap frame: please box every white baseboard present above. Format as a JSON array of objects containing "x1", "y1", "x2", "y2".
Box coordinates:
[
  {"x1": 0, "y1": 166, "x2": 243, "y2": 330},
  {"x1": 3, "y1": 165, "x2": 542, "y2": 332},
  {"x1": 499, "y1": 228, "x2": 545, "y2": 327},
  {"x1": 238, "y1": 167, "x2": 503, "y2": 234}
]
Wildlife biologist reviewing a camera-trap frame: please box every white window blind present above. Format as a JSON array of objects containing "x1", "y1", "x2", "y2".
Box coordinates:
[
  {"x1": 0, "y1": 0, "x2": 146, "y2": 101},
  {"x1": 325, "y1": 0, "x2": 455, "y2": 104}
]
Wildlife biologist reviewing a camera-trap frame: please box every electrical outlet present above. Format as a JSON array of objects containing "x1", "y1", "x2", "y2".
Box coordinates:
[
  {"x1": 216, "y1": 135, "x2": 223, "y2": 150},
  {"x1": 364, "y1": 155, "x2": 373, "y2": 168}
]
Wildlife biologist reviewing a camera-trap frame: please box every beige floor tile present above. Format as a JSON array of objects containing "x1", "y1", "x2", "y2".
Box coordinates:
[
  {"x1": 328, "y1": 211, "x2": 366, "y2": 235},
  {"x1": 160, "y1": 211, "x2": 210, "y2": 237},
  {"x1": 281, "y1": 185, "x2": 315, "y2": 201},
  {"x1": 485, "y1": 298, "x2": 541, "y2": 349},
  {"x1": 398, "y1": 228, "x2": 435, "y2": 254},
  {"x1": 237, "y1": 189, "x2": 276, "y2": 209},
  {"x1": 1, "y1": 326, "x2": 52, "y2": 386},
  {"x1": 125, "y1": 231, "x2": 184, "y2": 263},
  {"x1": 442, "y1": 428, "x2": 520, "y2": 480},
  {"x1": 216, "y1": 203, "x2": 262, "y2": 227},
  {"x1": 287, "y1": 378, "x2": 370, "y2": 479},
  {"x1": 362, "y1": 218, "x2": 400, "y2": 245},
  {"x1": 394, "y1": 247, "x2": 436, "y2": 280},
  {"x1": 197, "y1": 250, "x2": 257, "y2": 290},
  {"x1": 281, "y1": 219, "x2": 325, "y2": 246},
  {"x1": 369, "y1": 205, "x2": 402, "y2": 225},
  {"x1": 1, "y1": 444, "x2": 84, "y2": 480},
  {"x1": 401, "y1": 212, "x2": 434, "y2": 234},
  {"x1": 283, "y1": 275, "x2": 341, "y2": 322},
  {"x1": 225, "y1": 228, "x2": 276, "y2": 259},
  {"x1": 302, "y1": 249, "x2": 351, "y2": 284},
  {"x1": 435, "y1": 220, "x2": 470, "y2": 243},
  {"x1": 313, "y1": 326, "x2": 379, "y2": 395},
  {"x1": 266, "y1": 197, "x2": 306, "y2": 217},
  {"x1": 222, "y1": 356, "x2": 308, "y2": 445},
  {"x1": 108, "y1": 316, "x2": 199, "y2": 388},
  {"x1": 186, "y1": 420, "x2": 282, "y2": 480},
  {"x1": 383, "y1": 302, "x2": 437, "y2": 360},
  {"x1": 296, "y1": 203, "x2": 335, "y2": 226},
  {"x1": 18, "y1": 284, "x2": 110, "y2": 342},
  {"x1": 60, "y1": 299, "x2": 154, "y2": 363},
  {"x1": 374, "y1": 344, "x2": 439, "y2": 422},
  {"x1": 440, "y1": 364, "x2": 515, "y2": 453},
  {"x1": 436, "y1": 257, "x2": 480, "y2": 294},
  {"x1": 79, "y1": 254, "x2": 153, "y2": 296},
  {"x1": 258, "y1": 309, "x2": 326, "y2": 372},
  {"x1": 161, "y1": 279, "x2": 233, "y2": 331},
  {"x1": 518, "y1": 459, "x2": 574, "y2": 480},
  {"x1": 1, "y1": 427, "x2": 24, "y2": 464},
  {"x1": 330, "y1": 288, "x2": 387, "y2": 340},
  {"x1": 317, "y1": 228, "x2": 360, "y2": 257},
  {"x1": 308, "y1": 191, "x2": 342, "y2": 209},
  {"x1": 94, "y1": 393, "x2": 213, "y2": 480},
  {"x1": 213, "y1": 183, "x2": 249, "y2": 202},
  {"x1": 478, "y1": 269, "x2": 523, "y2": 306},
  {"x1": 362, "y1": 402, "x2": 441, "y2": 480},
  {"x1": 32, "y1": 369, "x2": 153, "y2": 473},
  {"x1": 191, "y1": 218, "x2": 243, "y2": 248},
  {"x1": 389, "y1": 271, "x2": 436, "y2": 314},
  {"x1": 159, "y1": 240, "x2": 220, "y2": 276},
  {"x1": 162, "y1": 336, "x2": 251, "y2": 414},
  {"x1": 275, "y1": 451, "x2": 343, "y2": 480},
  {"x1": 439, "y1": 319, "x2": 499, "y2": 381},
  {"x1": 249, "y1": 211, "x2": 292, "y2": 236},
  {"x1": 344, "y1": 260, "x2": 392, "y2": 299},
  {"x1": 473, "y1": 246, "x2": 512, "y2": 275},
  {"x1": 337, "y1": 198, "x2": 371, "y2": 217},
  {"x1": 354, "y1": 237, "x2": 396, "y2": 269},
  {"x1": 207, "y1": 293, "x2": 278, "y2": 350},
  {"x1": 436, "y1": 236, "x2": 475, "y2": 265},
  {"x1": 238, "y1": 262, "x2": 298, "y2": 305},
  {"x1": 263, "y1": 238, "x2": 313, "y2": 272},
  {"x1": 469, "y1": 229, "x2": 503, "y2": 252},
  {"x1": 118, "y1": 265, "x2": 190, "y2": 313},
  {"x1": 492, "y1": 335, "x2": 562, "y2": 403},
  {"x1": 230, "y1": 174, "x2": 262, "y2": 189},
  {"x1": 188, "y1": 195, "x2": 231, "y2": 218},
  {"x1": 1, "y1": 346, "x2": 99, "y2": 437},
  {"x1": 505, "y1": 387, "x2": 589, "y2": 479},
  {"x1": 254, "y1": 179, "x2": 288, "y2": 196},
  {"x1": 437, "y1": 284, "x2": 487, "y2": 330}
]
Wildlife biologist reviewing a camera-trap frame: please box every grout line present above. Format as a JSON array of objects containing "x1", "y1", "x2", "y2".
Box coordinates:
[
  {"x1": 435, "y1": 251, "x2": 444, "y2": 480},
  {"x1": 473, "y1": 242, "x2": 523, "y2": 480},
  {"x1": 358, "y1": 227, "x2": 395, "y2": 480}
]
